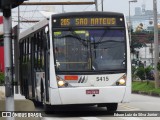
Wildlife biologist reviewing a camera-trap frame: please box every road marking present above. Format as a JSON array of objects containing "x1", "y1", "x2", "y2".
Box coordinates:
[
  {"x1": 81, "y1": 117, "x2": 101, "y2": 120},
  {"x1": 42, "y1": 118, "x2": 64, "y2": 120},
  {"x1": 119, "y1": 104, "x2": 140, "y2": 111}
]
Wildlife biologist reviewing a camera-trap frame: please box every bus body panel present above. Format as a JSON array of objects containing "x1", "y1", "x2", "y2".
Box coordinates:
[
  {"x1": 50, "y1": 87, "x2": 126, "y2": 105},
  {"x1": 124, "y1": 14, "x2": 132, "y2": 103},
  {"x1": 49, "y1": 88, "x2": 62, "y2": 104},
  {"x1": 54, "y1": 73, "x2": 125, "y2": 87},
  {"x1": 122, "y1": 86, "x2": 131, "y2": 102},
  {"x1": 49, "y1": 15, "x2": 60, "y2": 89}
]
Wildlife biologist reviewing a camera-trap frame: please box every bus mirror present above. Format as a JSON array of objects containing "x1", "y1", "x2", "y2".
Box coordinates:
[
  {"x1": 44, "y1": 26, "x2": 50, "y2": 49},
  {"x1": 45, "y1": 26, "x2": 49, "y2": 34}
]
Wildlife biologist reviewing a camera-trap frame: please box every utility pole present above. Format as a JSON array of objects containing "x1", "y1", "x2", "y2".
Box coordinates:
[
  {"x1": 0, "y1": 1, "x2": 26, "y2": 120},
  {"x1": 95, "y1": 0, "x2": 98, "y2": 11},
  {"x1": 13, "y1": 25, "x2": 19, "y2": 94},
  {"x1": 153, "y1": 0, "x2": 160, "y2": 88},
  {"x1": 3, "y1": 8, "x2": 15, "y2": 120},
  {"x1": 101, "y1": 0, "x2": 104, "y2": 11},
  {"x1": 128, "y1": 0, "x2": 137, "y2": 43},
  {"x1": 14, "y1": 6, "x2": 20, "y2": 94}
]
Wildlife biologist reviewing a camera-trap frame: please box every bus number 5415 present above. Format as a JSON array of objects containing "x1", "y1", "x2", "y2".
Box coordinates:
[{"x1": 96, "y1": 76, "x2": 109, "y2": 81}]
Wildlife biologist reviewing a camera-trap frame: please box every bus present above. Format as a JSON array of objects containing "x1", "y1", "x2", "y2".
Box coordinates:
[{"x1": 19, "y1": 12, "x2": 131, "y2": 112}]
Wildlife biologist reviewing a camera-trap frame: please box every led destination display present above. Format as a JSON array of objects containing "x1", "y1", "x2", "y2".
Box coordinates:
[{"x1": 60, "y1": 18, "x2": 116, "y2": 26}]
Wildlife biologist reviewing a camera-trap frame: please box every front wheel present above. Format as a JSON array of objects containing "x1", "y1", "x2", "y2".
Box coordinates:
[
  {"x1": 106, "y1": 103, "x2": 118, "y2": 112},
  {"x1": 44, "y1": 104, "x2": 54, "y2": 114},
  {"x1": 42, "y1": 92, "x2": 54, "y2": 114}
]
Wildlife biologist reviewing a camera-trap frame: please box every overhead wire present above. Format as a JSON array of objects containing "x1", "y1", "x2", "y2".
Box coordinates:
[
  {"x1": 31, "y1": 0, "x2": 42, "y2": 19},
  {"x1": 83, "y1": 4, "x2": 92, "y2": 11},
  {"x1": 20, "y1": 0, "x2": 42, "y2": 31},
  {"x1": 19, "y1": 0, "x2": 33, "y2": 31},
  {"x1": 22, "y1": 0, "x2": 29, "y2": 19}
]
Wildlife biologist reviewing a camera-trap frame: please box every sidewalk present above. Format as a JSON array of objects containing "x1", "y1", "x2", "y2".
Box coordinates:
[
  {"x1": 0, "y1": 86, "x2": 5, "y2": 100},
  {"x1": 0, "y1": 86, "x2": 41, "y2": 120},
  {"x1": 0, "y1": 86, "x2": 25, "y2": 100}
]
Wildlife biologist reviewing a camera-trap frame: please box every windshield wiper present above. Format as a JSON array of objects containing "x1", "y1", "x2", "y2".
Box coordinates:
[
  {"x1": 93, "y1": 29, "x2": 108, "y2": 48},
  {"x1": 92, "y1": 40, "x2": 125, "y2": 45}
]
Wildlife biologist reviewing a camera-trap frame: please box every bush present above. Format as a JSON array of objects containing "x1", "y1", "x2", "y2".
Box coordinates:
[
  {"x1": 157, "y1": 61, "x2": 160, "y2": 71},
  {"x1": 132, "y1": 66, "x2": 138, "y2": 80},
  {"x1": 0, "y1": 72, "x2": 5, "y2": 85},
  {"x1": 145, "y1": 66, "x2": 153, "y2": 76},
  {"x1": 136, "y1": 67, "x2": 145, "y2": 80},
  {"x1": 132, "y1": 66, "x2": 137, "y2": 75}
]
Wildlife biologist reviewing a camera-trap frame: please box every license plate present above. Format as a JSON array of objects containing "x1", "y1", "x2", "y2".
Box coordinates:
[{"x1": 86, "y1": 89, "x2": 99, "y2": 94}]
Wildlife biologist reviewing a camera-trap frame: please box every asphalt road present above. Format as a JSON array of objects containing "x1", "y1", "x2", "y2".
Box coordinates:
[
  {"x1": 36, "y1": 94, "x2": 160, "y2": 120},
  {"x1": 1, "y1": 86, "x2": 160, "y2": 120}
]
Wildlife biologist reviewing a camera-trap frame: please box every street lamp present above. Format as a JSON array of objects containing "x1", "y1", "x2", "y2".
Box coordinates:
[{"x1": 128, "y1": 0, "x2": 137, "y2": 42}]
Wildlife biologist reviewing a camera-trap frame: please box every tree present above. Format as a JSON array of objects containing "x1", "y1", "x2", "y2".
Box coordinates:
[{"x1": 130, "y1": 31, "x2": 146, "y2": 58}]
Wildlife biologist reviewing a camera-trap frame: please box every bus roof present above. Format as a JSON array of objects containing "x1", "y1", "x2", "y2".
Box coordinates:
[
  {"x1": 19, "y1": 18, "x2": 49, "y2": 40},
  {"x1": 52, "y1": 11, "x2": 124, "y2": 18},
  {"x1": 19, "y1": 11, "x2": 124, "y2": 41}
]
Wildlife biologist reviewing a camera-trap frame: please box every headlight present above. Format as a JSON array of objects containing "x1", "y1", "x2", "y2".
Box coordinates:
[
  {"x1": 116, "y1": 74, "x2": 126, "y2": 86},
  {"x1": 56, "y1": 76, "x2": 68, "y2": 87},
  {"x1": 119, "y1": 78, "x2": 126, "y2": 85},
  {"x1": 58, "y1": 80, "x2": 65, "y2": 87}
]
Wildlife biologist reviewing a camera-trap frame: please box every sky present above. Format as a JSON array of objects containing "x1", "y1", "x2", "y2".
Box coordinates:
[{"x1": 0, "y1": 0, "x2": 160, "y2": 32}]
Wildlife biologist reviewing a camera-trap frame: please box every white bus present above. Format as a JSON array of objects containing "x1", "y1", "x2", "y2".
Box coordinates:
[{"x1": 19, "y1": 12, "x2": 131, "y2": 112}]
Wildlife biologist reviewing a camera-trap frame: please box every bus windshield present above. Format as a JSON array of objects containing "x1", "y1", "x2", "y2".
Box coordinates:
[{"x1": 53, "y1": 28, "x2": 126, "y2": 72}]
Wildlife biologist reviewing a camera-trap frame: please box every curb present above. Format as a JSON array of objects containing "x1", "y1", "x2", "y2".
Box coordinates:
[{"x1": 132, "y1": 91, "x2": 160, "y2": 97}]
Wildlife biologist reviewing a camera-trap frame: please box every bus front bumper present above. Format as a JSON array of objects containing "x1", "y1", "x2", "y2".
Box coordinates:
[{"x1": 49, "y1": 86, "x2": 131, "y2": 105}]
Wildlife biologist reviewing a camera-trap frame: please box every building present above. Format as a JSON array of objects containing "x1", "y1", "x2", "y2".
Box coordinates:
[
  {"x1": 127, "y1": 5, "x2": 160, "y2": 67},
  {"x1": 135, "y1": 7, "x2": 142, "y2": 16}
]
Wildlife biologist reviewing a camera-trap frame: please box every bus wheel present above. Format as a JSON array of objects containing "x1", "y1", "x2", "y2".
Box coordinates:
[
  {"x1": 33, "y1": 100, "x2": 42, "y2": 107},
  {"x1": 44, "y1": 104, "x2": 54, "y2": 114},
  {"x1": 106, "y1": 103, "x2": 118, "y2": 112},
  {"x1": 42, "y1": 92, "x2": 54, "y2": 114}
]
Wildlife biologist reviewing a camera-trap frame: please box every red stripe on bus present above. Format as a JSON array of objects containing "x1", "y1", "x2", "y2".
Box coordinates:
[{"x1": 64, "y1": 76, "x2": 78, "y2": 80}]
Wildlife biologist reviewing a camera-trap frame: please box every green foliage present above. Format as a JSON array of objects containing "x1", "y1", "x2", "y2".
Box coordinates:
[
  {"x1": 130, "y1": 32, "x2": 146, "y2": 54},
  {"x1": 0, "y1": 72, "x2": 5, "y2": 85},
  {"x1": 130, "y1": 30, "x2": 154, "y2": 54},
  {"x1": 157, "y1": 61, "x2": 160, "y2": 72},
  {"x1": 132, "y1": 66, "x2": 137, "y2": 75},
  {"x1": 132, "y1": 66, "x2": 139, "y2": 80},
  {"x1": 0, "y1": 35, "x2": 3, "y2": 39},
  {"x1": 132, "y1": 81, "x2": 160, "y2": 94},
  {"x1": 136, "y1": 67, "x2": 145, "y2": 80},
  {"x1": 148, "y1": 33, "x2": 154, "y2": 42},
  {"x1": 145, "y1": 66, "x2": 153, "y2": 77}
]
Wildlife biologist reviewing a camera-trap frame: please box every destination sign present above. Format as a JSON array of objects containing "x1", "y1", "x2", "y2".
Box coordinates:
[{"x1": 53, "y1": 17, "x2": 119, "y2": 27}]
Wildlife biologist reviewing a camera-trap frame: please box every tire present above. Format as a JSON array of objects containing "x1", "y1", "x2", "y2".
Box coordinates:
[
  {"x1": 106, "y1": 103, "x2": 118, "y2": 112},
  {"x1": 44, "y1": 104, "x2": 53, "y2": 114},
  {"x1": 33, "y1": 100, "x2": 43, "y2": 107},
  {"x1": 42, "y1": 90, "x2": 54, "y2": 114}
]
